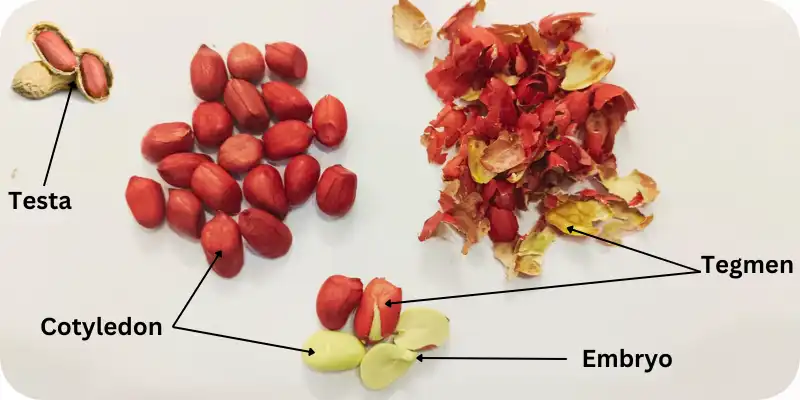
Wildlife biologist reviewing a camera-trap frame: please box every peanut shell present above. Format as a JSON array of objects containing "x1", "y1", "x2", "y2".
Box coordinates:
[
  {"x1": 74, "y1": 48, "x2": 114, "y2": 103},
  {"x1": 27, "y1": 22, "x2": 76, "y2": 76},
  {"x1": 11, "y1": 61, "x2": 74, "y2": 100}
]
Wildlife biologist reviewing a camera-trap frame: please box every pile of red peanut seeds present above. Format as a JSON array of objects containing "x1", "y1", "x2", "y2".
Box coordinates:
[{"x1": 125, "y1": 41, "x2": 357, "y2": 279}]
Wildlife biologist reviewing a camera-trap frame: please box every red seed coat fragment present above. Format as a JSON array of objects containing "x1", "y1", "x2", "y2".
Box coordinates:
[{"x1": 416, "y1": 6, "x2": 650, "y2": 277}]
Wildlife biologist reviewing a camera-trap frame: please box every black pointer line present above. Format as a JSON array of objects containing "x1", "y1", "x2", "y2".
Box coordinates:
[
  {"x1": 567, "y1": 226, "x2": 700, "y2": 273},
  {"x1": 388, "y1": 270, "x2": 699, "y2": 306},
  {"x1": 172, "y1": 251, "x2": 312, "y2": 355},
  {"x1": 418, "y1": 354, "x2": 567, "y2": 362},
  {"x1": 171, "y1": 251, "x2": 221, "y2": 329},
  {"x1": 43, "y1": 84, "x2": 75, "y2": 187},
  {"x1": 390, "y1": 226, "x2": 701, "y2": 306},
  {"x1": 172, "y1": 326, "x2": 312, "y2": 354}
]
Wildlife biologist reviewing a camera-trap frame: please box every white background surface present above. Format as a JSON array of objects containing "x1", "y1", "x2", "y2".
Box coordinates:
[{"x1": 1, "y1": 0, "x2": 799, "y2": 399}]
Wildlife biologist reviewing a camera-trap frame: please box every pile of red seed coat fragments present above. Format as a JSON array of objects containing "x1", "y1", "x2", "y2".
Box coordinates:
[
  {"x1": 392, "y1": 0, "x2": 660, "y2": 278},
  {"x1": 125, "y1": 41, "x2": 356, "y2": 279}
]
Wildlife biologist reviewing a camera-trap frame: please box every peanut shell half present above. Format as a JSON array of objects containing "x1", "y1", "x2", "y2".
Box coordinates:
[
  {"x1": 74, "y1": 48, "x2": 114, "y2": 102},
  {"x1": 11, "y1": 61, "x2": 74, "y2": 100},
  {"x1": 27, "y1": 21, "x2": 76, "y2": 76}
]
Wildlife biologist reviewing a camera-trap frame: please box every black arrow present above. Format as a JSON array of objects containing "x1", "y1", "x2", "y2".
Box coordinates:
[
  {"x1": 387, "y1": 270, "x2": 699, "y2": 306},
  {"x1": 388, "y1": 225, "x2": 701, "y2": 307},
  {"x1": 566, "y1": 226, "x2": 700, "y2": 273},
  {"x1": 172, "y1": 251, "x2": 222, "y2": 328},
  {"x1": 43, "y1": 83, "x2": 75, "y2": 186},
  {"x1": 418, "y1": 354, "x2": 567, "y2": 362},
  {"x1": 172, "y1": 326, "x2": 313, "y2": 355},
  {"x1": 172, "y1": 251, "x2": 312, "y2": 355}
]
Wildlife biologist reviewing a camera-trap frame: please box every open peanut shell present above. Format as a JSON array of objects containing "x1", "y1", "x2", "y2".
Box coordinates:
[
  {"x1": 11, "y1": 61, "x2": 74, "y2": 100},
  {"x1": 27, "y1": 22, "x2": 77, "y2": 76},
  {"x1": 74, "y1": 48, "x2": 114, "y2": 103}
]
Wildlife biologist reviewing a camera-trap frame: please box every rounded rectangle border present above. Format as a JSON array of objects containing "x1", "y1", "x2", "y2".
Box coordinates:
[{"x1": 0, "y1": 0, "x2": 798, "y2": 399}]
